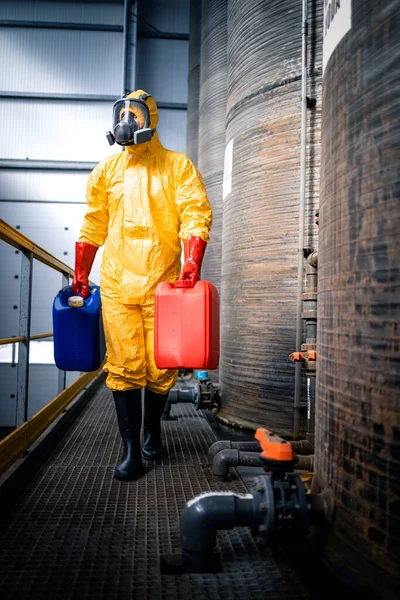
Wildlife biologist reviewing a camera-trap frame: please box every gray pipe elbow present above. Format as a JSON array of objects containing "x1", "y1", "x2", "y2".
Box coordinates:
[
  {"x1": 307, "y1": 250, "x2": 318, "y2": 269},
  {"x1": 212, "y1": 449, "x2": 264, "y2": 480},
  {"x1": 212, "y1": 448, "x2": 240, "y2": 480},
  {"x1": 180, "y1": 492, "x2": 254, "y2": 552},
  {"x1": 207, "y1": 440, "x2": 232, "y2": 464}
]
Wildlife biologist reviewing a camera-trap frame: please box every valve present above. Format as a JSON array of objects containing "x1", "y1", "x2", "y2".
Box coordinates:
[
  {"x1": 252, "y1": 428, "x2": 310, "y2": 541},
  {"x1": 289, "y1": 352, "x2": 304, "y2": 362},
  {"x1": 255, "y1": 428, "x2": 295, "y2": 474}
]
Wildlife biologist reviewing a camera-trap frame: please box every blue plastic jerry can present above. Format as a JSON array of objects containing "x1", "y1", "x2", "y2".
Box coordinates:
[{"x1": 53, "y1": 285, "x2": 106, "y2": 372}]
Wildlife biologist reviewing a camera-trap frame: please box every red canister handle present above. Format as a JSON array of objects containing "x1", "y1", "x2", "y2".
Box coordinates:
[{"x1": 174, "y1": 280, "x2": 195, "y2": 288}]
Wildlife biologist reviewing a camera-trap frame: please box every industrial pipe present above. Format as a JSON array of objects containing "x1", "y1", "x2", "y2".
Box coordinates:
[
  {"x1": 162, "y1": 375, "x2": 219, "y2": 420},
  {"x1": 212, "y1": 450, "x2": 263, "y2": 481},
  {"x1": 212, "y1": 449, "x2": 314, "y2": 480},
  {"x1": 307, "y1": 250, "x2": 318, "y2": 270},
  {"x1": 294, "y1": 454, "x2": 314, "y2": 472},
  {"x1": 180, "y1": 473, "x2": 309, "y2": 573},
  {"x1": 161, "y1": 381, "x2": 199, "y2": 420},
  {"x1": 180, "y1": 491, "x2": 254, "y2": 573},
  {"x1": 207, "y1": 440, "x2": 261, "y2": 464},
  {"x1": 208, "y1": 438, "x2": 314, "y2": 465},
  {"x1": 304, "y1": 252, "x2": 318, "y2": 445},
  {"x1": 294, "y1": 0, "x2": 309, "y2": 440},
  {"x1": 303, "y1": 256, "x2": 318, "y2": 343},
  {"x1": 291, "y1": 440, "x2": 314, "y2": 455}
]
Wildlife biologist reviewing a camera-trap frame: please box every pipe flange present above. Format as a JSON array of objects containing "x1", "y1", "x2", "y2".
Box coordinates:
[
  {"x1": 250, "y1": 473, "x2": 309, "y2": 542},
  {"x1": 250, "y1": 475, "x2": 275, "y2": 539},
  {"x1": 193, "y1": 381, "x2": 202, "y2": 410}
]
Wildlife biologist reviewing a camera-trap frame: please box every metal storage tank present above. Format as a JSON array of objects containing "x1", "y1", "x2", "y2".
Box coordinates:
[
  {"x1": 187, "y1": 0, "x2": 202, "y2": 165},
  {"x1": 313, "y1": 0, "x2": 400, "y2": 594},
  {"x1": 198, "y1": 0, "x2": 227, "y2": 295},
  {"x1": 218, "y1": 0, "x2": 322, "y2": 436}
]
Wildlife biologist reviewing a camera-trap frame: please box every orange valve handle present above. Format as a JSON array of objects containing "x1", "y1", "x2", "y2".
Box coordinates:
[
  {"x1": 289, "y1": 352, "x2": 304, "y2": 362},
  {"x1": 255, "y1": 428, "x2": 294, "y2": 462}
]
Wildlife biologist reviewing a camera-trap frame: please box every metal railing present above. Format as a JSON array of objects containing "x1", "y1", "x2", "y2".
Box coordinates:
[{"x1": 0, "y1": 219, "x2": 101, "y2": 476}]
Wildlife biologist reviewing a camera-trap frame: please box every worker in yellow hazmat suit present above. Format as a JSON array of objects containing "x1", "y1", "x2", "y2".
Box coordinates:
[{"x1": 72, "y1": 90, "x2": 212, "y2": 481}]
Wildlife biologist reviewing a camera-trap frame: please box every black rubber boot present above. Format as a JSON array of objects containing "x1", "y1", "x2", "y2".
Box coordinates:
[
  {"x1": 113, "y1": 389, "x2": 144, "y2": 481},
  {"x1": 142, "y1": 388, "x2": 168, "y2": 460}
]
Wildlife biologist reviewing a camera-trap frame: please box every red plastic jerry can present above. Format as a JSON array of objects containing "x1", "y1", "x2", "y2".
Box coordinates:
[{"x1": 154, "y1": 280, "x2": 220, "y2": 370}]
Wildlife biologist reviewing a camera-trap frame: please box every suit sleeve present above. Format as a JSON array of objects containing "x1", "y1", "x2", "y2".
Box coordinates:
[
  {"x1": 79, "y1": 161, "x2": 109, "y2": 247},
  {"x1": 175, "y1": 157, "x2": 212, "y2": 242}
]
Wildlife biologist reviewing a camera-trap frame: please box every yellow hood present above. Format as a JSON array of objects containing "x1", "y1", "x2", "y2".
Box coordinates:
[{"x1": 122, "y1": 89, "x2": 159, "y2": 154}]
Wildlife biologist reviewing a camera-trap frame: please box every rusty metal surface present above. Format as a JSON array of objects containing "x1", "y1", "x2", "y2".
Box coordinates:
[
  {"x1": 219, "y1": 0, "x2": 322, "y2": 436},
  {"x1": 197, "y1": 0, "x2": 228, "y2": 385},
  {"x1": 198, "y1": 0, "x2": 227, "y2": 298},
  {"x1": 314, "y1": 0, "x2": 400, "y2": 594},
  {"x1": 0, "y1": 385, "x2": 310, "y2": 600}
]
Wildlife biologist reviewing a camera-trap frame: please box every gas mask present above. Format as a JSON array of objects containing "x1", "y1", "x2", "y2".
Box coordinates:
[{"x1": 106, "y1": 93, "x2": 155, "y2": 146}]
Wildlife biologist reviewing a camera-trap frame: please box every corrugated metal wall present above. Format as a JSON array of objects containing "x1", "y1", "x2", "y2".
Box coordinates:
[
  {"x1": 0, "y1": 0, "x2": 190, "y2": 428},
  {"x1": 136, "y1": 0, "x2": 189, "y2": 153}
]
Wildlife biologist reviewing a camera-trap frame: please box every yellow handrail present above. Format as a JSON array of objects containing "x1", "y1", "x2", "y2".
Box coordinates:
[
  {"x1": 0, "y1": 219, "x2": 103, "y2": 475},
  {"x1": 0, "y1": 369, "x2": 104, "y2": 476},
  {"x1": 0, "y1": 219, "x2": 96, "y2": 342},
  {"x1": 0, "y1": 333, "x2": 54, "y2": 346},
  {"x1": 31, "y1": 333, "x2": 54, "y2": 341},
  {"x1": 0, "y1": 218, "x2": 95, "y2": 283},
  {"x1": 0, "y1": 218, "x2": 75, "y2": 277},
  {"x1": 0, "y1": 336, "x2": 25, "y2": 345}
]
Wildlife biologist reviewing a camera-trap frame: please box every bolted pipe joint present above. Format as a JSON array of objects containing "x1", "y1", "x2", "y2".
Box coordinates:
[
  {"x1": 250, "y1": 473, "x2": 309, "y2": 542},
  {"x1": 180, "y1": 475, "x2": 309, "y2": 573},
  {"x1": 161, "y1": 382, "x2": 199, "y2": 421},
  {"x1": 180, "y1": 491, "x2": 254, "y2": 573},
  {"x1": 212, "y1": 449, "x2": 264, "y2": 481}
]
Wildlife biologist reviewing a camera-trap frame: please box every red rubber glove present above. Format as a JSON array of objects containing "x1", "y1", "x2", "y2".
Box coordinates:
[
  {"x1": 71, "y1": 241, "x2": 98, "y2": 298},
  {"x1": 179, "y1": 236, "x2": 207, "y2": 286}
]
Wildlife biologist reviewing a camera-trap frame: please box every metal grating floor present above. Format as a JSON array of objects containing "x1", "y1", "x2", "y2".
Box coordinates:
[{"x1": 0, "y1": 384, "x2": 309, "y2": 600}]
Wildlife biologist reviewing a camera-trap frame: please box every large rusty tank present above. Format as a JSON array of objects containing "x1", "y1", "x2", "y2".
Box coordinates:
[
  {"x1": 198, "y1": 0, "x2": 227, "y2": 295},
  {"x1": 313, "y1": 0, "x2": 400, "y2": 594},
  {"x1": 218, "y1": 0, "x2": 322, "y2": 436},
  {"x1": 196, "y1": 0, "x2": 228, "y2": 383}
]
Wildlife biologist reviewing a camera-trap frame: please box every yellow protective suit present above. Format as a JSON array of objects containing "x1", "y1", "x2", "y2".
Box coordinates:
[{"x1": 79, "y1": 90, "x2": 212, "y2": 393}]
